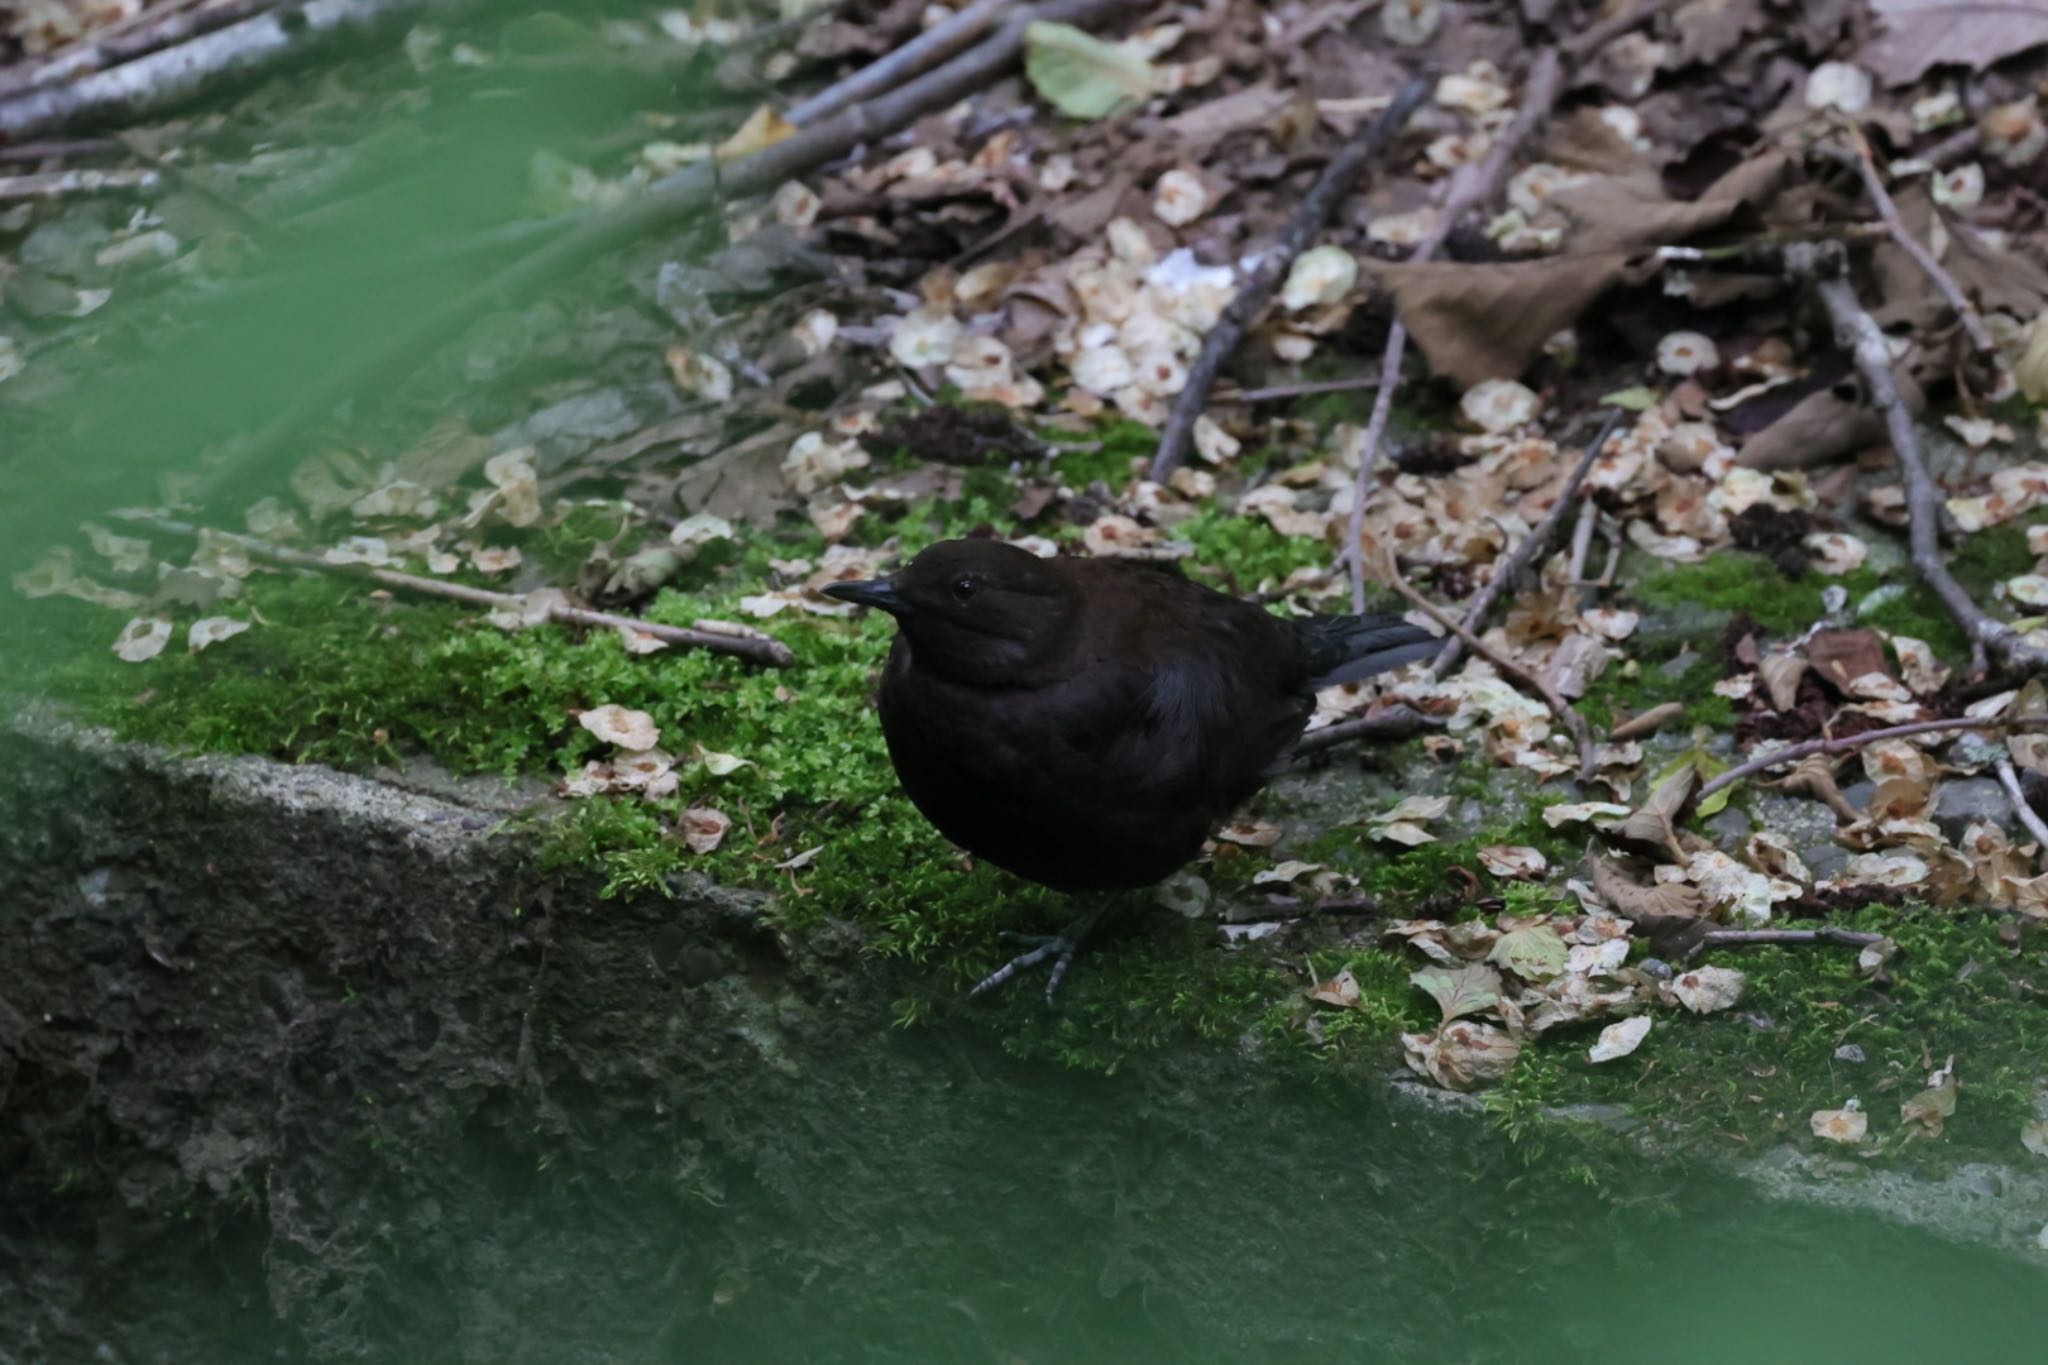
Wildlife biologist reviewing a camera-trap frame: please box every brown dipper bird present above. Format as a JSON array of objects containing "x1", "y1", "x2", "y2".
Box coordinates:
[{"x1": 823, "y1": 538, "x2": 1437, "y2": 1000}]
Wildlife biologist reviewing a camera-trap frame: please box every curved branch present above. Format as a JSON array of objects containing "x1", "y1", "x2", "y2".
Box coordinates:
[{"x1": 1146, "y1": 77, "x2": 1429, "y2": 483}]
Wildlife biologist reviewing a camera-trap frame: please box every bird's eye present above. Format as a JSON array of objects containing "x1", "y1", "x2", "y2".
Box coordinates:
[{"x1": 950, "y1": 575, "x2": 978, "y2": 603}]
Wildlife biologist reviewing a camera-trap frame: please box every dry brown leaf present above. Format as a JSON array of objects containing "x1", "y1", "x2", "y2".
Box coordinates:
[
  {"x1": 1808, "y1": 629, "x2": 1895, "y2": 695},
  {"x1": 1590, "y1": 855, "x2": 1705, "y2": 925},
  {"x1": 1617, "y1": 764, "x2": 1699, "y2": 862},
  {"x1": 1759, "y1": 653, "x2": 1810, "y2": 712},
  {"x1": 1308, "y1": 967, "x2": 1363, "y2": 1008},
  {"x1": 1366, "y1": 253, "x2": 1634, "y2": 388},
  {"x1": 1862, "y1": 0, "x2": 2048, "y2": 85},
  {"x1": 1402, "y1": 1020, "x2": 1522, "y2": 1092},
  {"x1": 1901, "y1": 1061, "x2": 1959, "y2": 1138},
  {"x1": 1410, "y1": 961, "x2": 1503, "y2": 1023}
]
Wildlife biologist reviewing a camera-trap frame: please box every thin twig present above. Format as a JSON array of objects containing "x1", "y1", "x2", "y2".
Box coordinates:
[
  {"x1": 1380, "y1": 552, "x2": 1596, "y2": 779},
  {"x1": 0, "y1": 167, "x2": 158, "y2": 199},
  {"x1": 1428, "y1": 409, "x2": 1622, "y2": 677},
  {"x1": 1832, "y1": 133, "x2": 1997, "y2": 356},
  {"x1": 1996, "y1": 757, "x2": 2048, "y2": 854},
  {"x1": 1684, "y1": 926, "x2": 1888, "y2": 964},
  {"x1": 0, "y1": 0, "x2": 274, "y2": 101},
  {"x1": 1285, "y1": 704, "x2": 1443, "y2": 761},
  {"x1": 1790, "y1": 241, "x2": 2048, "y2": 675},
  {"x1": 1564, "y1": 498, "x2": 1598, "y2": 588},
  {"x1": 1696, "y1": 715, "x2": 2048, "y2": 801},
  {"x1": 1340, "y1": 0, "x2": 1675, "y2": 613},
  {"x1": 786, "y1": 0, "x2": 1009, "y2": 125},
  {"x1": 0, "y1": 137, "x2": 125, "y2": 163},
  {"x1": 1147, "y1": 77, "x2": 1429, "y2": 483},
  {"x1": 1223, "y1": 375, "x2": 1383, "y2": 404},
  {"x1": 1344, "y1": 49, "x2": 1563, "y2": 610},
  {"x1": 112, "y1": 512, "x2": 797, "y2": 668},
  {"x1": 0, "y1": 0, "x2": 456, "y2": 141},
  {"x1": 189, "y1": 0, "x2": 1135, "y2": 509}
]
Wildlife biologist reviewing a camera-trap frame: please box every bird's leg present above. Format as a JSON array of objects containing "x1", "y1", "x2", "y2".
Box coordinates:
[{"x1": 968, "y1": 899, "x2": 1120, "y2": 1006}]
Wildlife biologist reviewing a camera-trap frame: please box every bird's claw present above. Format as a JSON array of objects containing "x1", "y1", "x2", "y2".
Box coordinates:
[{"x1": 969, "y1": 933, "x2": 1084, "y2": 1006}]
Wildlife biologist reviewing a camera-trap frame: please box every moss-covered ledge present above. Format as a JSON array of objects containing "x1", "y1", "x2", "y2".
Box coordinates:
[{"x1": 7, "y1": 706, "x2": 2048, "y2": 1365}]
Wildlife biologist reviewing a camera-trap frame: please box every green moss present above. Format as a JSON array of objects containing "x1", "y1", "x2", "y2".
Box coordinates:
[
  {"x1": 1045, "y1": 419, "x2": 1151, "y2": 488},
  {"x1": 1578, "y1": 654, "x2": 1734, "y2": 734},
  {"x1": 1632, "y1": 552, "x2": 1850, "y2": 635},
  {"x1": 1490, "y1": 905, "x2": 2048, "y2": 1164},
  {"x1": 1173, "y1": 505, "x2": 1335, "y2": 592},
  {"x1": 1951, "y1": 515, "x2": 2046, "y2": 597}
]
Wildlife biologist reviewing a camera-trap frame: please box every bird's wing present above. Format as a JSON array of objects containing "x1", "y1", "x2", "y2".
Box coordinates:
[{"x1": 1056, "y1": 590, "x2": 1309, "y2": 810}]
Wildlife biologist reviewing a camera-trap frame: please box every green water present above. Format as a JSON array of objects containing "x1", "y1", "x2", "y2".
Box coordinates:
[{"x1": 4, "y1": 8, "x2": 2048, "y2": 1363}]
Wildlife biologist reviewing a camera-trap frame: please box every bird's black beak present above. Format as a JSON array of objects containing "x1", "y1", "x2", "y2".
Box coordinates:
[{"x1": 822, "y1": 576, "x2": 906, "y2": 613}]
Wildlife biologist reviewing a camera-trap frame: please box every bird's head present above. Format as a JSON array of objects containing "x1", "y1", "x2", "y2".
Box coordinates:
[{"x1": 822, "y1": 538, "x2": 1079, "y2": 684}]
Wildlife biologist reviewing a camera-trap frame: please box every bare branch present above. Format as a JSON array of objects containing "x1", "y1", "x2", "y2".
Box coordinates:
[
  {"x1": 1789, "y1": 241, "x2": 2048, "y2": 674},
  {"x1": 1146, "y1": 78, "x2": 1429, "y2": 482},
  {"x1": 1696, "y1": 715, "x2": 2048, "y2": 801},
  {"x1": 0, "y1": 0, "x2": 450, "y2": 141},
  {"x1": 112, "y1": 512, "x2": 797, "y2": 668},
  {"x1": 1684, "y1": 926, "x2": 1889, "y2": 964},
  {"x1": 1223, "y1": 375, "x2": 1383, "y2": 404},
  {"x1": 1343, "y1": 49, "x2": 1563, "y2": 610},
  {"x1": 786, "y1": 0, "x2": 1009, "y2": 125},
  {"x1": 1285, "y1": 704, "x2": 1443, "y2": 762},
  {"x1": 1996, "y1": 757, "x2": 2048, "y2": 855},
  {"x1": 0, "y1": 167, "x2": 158, "y2": 200},
  {"x1": 1427, "y1": 409, "x2": 1623, "y2": 677},
  {"x1": 1829, "y1": 134, "x2": 1997, "y2": 356},
  {"x1": 1380, "y1": 552, "x2": 1597, "y2": 779}
]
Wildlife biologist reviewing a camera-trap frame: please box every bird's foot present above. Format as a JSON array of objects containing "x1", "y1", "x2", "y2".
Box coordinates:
[{"x1": 968, "y1": 931, "x2": 1087, "y2": 1006}]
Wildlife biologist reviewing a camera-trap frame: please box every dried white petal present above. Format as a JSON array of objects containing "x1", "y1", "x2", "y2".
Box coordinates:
[
  {"x1": 1280, "y1": 245, "x2": 1358, "y2": 312},
  {"x1": 112, "y1": 616, "x2": 172, "y2": 662},
  {"x1": 1805, "y1": 62, "x2": 1872, "y2": 114},
  {"x1": 579, "y1": 704, "x2": 660, "y2": 750},
  {"x1": 1656, "y1": 331, "x2": 1720, "y2": 376},
  {"x1": 187, "y1": 616, "x2": 250, "y2": 652}
]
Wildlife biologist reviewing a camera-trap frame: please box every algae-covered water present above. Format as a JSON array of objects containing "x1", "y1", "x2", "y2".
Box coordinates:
[{"x1": 4, "y1": 8, "x2": 2048, "y2": 1363}]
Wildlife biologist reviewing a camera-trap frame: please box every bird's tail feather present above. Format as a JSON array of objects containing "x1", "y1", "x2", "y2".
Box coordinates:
[{"x1": 1301, "y1": 613, "x2": 1440, "y2": 689}]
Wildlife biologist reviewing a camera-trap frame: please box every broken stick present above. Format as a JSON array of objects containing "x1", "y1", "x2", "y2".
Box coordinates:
[
  {"x1": 1381, "y1": 552, "x2": 1597, "y2": 779},
  {"x1": 1342, "y1": 0, "x2": 1675, "y2": 612},
  {"x1": 113, "y1": 512, "x2": 797, "y2": 668},
  {"x1": 1427, "y1": 408, "x2": 1624, "y2": 678},
  {"x1": 1145, "y1": 77, "x2": 1430, "y2": 483},
  {"x1": 1695, "y1": 714, "x2": 2048, "y2": 802},
  {"x1": 1786, "y1": 240, "x2": 2048, "y2": 676},
  {"x1": 1683, "y1": 926, "x2": 1888, "y2": 965}
]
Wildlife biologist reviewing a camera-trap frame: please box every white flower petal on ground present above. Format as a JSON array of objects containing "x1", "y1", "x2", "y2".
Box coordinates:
[
  {"x1": 112, "y1": 616, "x2": 172, "y2": 662},
  {"x1": 1280, "y1": 245, "x2": 1358, "y2": 311},
  {"x1": 1460, "y1": 379, "x2": 1542, "y2": 434},
  {"x1": 1665, "y1": 965, "x2": 1746, "y2": 1013},
  {"x1": 1805, "y1": 61, "x2": 1871, "y2": 113},
  {"x1": 1588, "y1": 1015, "x2": 1652, "y2": 1064},
  {"x1": 666, "y1": 346, "x2": 735, "y2": 402},
  {"x1": 1811, "y1": 1104, "x2": 1868, "y2": 1144},
  {"x1": 1655, "y1": 331, "x2": 1720, "y2": 376},
  {"x1": 680, "y1": 807, "x2": 732, "y2": 853},
  {"x1": 1151, "y1": 168, "x2": 1210, "y2": 226},
  {"x1": 887, "y1": 307, "x2": 961, "y2": 368},
  {"x1": 188, "y1": 616, "x2": 250, "y2": 652},
  {"x1": 579, "y1": 704, "x2": 660, "y2": 750}
]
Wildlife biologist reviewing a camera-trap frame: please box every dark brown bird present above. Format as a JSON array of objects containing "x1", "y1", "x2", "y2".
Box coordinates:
[{"x1": 824, "y1": 538, "x2": 1437, "y2": 999}]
